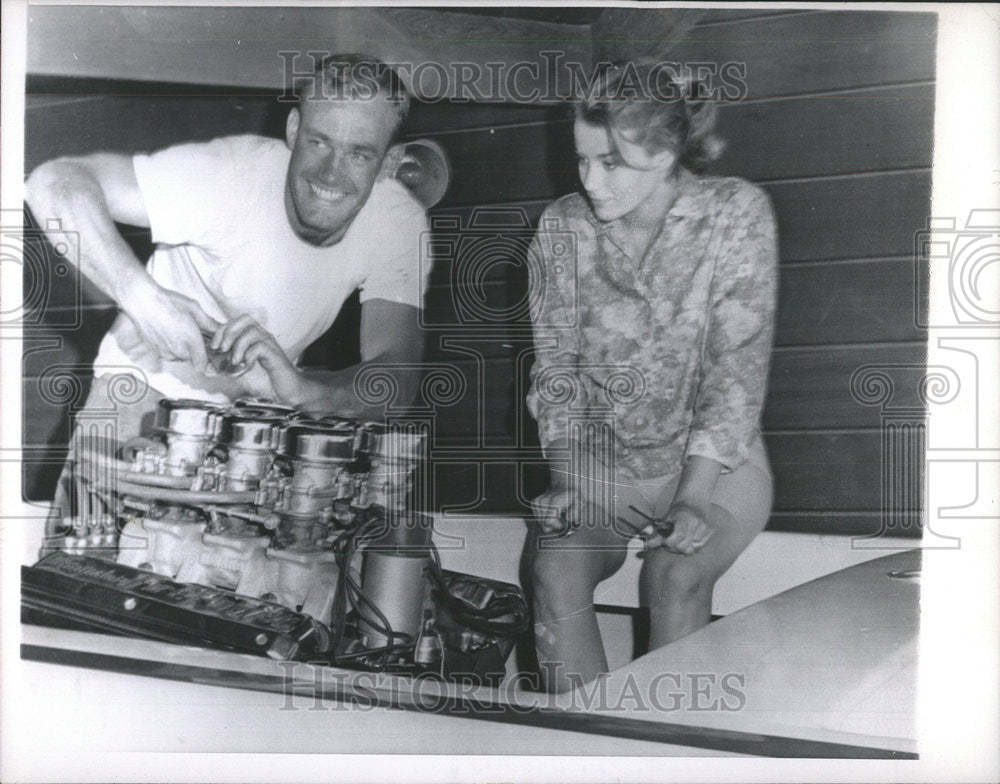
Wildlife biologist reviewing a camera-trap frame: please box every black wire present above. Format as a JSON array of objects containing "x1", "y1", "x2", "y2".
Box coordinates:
[
  {"x1": 425, "y1": 562, "x2": 530, "y2": 637},
  {"x1": 346, "y1": 571, "x2": 413, "y2": 647},
  {"x1": 330, "y1": 514, "x2": 363, "y2": 652},
  {"x1": 329, "y1": 511, "x2": 422, "y2": 670},
  {"x1": 330, "y1": 511, "x2": 530, "y2": 668},
  {"x1": 333, "y1": 640, "x2": 414, "y2": 663}
]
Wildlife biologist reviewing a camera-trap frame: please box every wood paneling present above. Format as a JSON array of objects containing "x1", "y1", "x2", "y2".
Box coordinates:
[
  {"x1": 20, "y1": 447, "x2": 72, "y2": 504},
  {"x1": 433, "y1": 121, "x2": 576, "y2": 208},
  {"x1": 26, "y1": 336, "x2": 927, "y2": 447},
  {"x1": 764, "y1": 343, "x2": 927, "y2": 430},
  {"x1": 405, "y1": 102, "x2": 553, "y2": 136},
  {"x1": 28, "y1": 6, "x2": 592, "y2": 100},
  {"x1": 768, "y1": 431, "x2": 887, "y2": 511},
  {"x1": 591, "y1": 8, "x2": 702, "y2": 62},
  {"x1": 423, "y1": 278, "x2": 527, "y2": 331},
  {"x1": 668, "y1": 11, "x2": 937, "y2": 100},
  {"x1": 425, "y1": 431, "x2": 920, "y2": 531},
  {"x1": 298, "y1": 291, "x2": 362, "y2": 370},
  {"x1": 775, "y1": 258, "x2": 925, "y2": 345},
  {"x1": 766, "y1": 172, "x2": 931, "y2": 262},
  {"x1": 25, "y1": 94, "x2": 284, "y2": 173},
  {"x1": 21, "y1": 428, "x2": 907, "y2": 520},
  {"x1": 768, "y1": 511, "x2": 921, "y2": 537},
  {"x1": 22, "y1": 310, "x2": 118, "y2": 377},
  {"x1": 22, "y1": 370, "x2": 93, "y2": 449},
  {"x1": 432, "y1": 201, "x2": 558, "y2": 233},
  {"x1": 416, "y1": 355, "x2": 530, "y2": 446},
  {"x1": 712, "y1": 84, "x2": 935, "y2": 181},
  {"x1": 644, "y1": 10, "x2": 934, "y2": 536},
  {"x1": 430, "y1": 461, "x2": 545, "y2": 515}
]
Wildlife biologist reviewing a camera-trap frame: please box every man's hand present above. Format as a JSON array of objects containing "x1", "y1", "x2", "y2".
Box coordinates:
[
  {"x1": 121, "y1": 278, "x2": 220, "y2": 373},
  {"x1": 211, "y1": 315, "x2": 302, "y2": 402}
]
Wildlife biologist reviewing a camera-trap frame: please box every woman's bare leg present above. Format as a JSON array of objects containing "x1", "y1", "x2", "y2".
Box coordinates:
[
  {"x1": 640, "y1": 464, "x2": 772, "y2": 648},
  {"x1": 530, "y1": 525, "x2": 628, "y2": 692}
]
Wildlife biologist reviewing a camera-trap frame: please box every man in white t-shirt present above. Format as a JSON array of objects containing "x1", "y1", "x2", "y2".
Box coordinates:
[{"x1": 26, "y1": 55, "x2": 430, "y2": 524}]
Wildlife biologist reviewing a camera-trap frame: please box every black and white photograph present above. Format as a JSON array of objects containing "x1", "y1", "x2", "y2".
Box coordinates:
[{"x1": 1, "y1": 2, "x2": 997, "y2": 781}]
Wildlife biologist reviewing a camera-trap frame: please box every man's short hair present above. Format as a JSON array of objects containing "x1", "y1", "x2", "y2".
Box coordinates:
[{"x1": 296, "y1": 53, "x2": 411, "y2": 142}]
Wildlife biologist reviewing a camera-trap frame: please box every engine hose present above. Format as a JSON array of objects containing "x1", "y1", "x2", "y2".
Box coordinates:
[
  {"x1": 74, "y1": 449, "x2": 132, "y2": 475},
  {"x1": 108, "y1": 479, "x2": 256, "y2": 506},
  {"x1": 120, "y1": 471, "x2": 193, "y2": 489},
  {"x1": 207, "y1": 505, "x2": 280, "y2": 529},
  {"x1": 78, "y1": 455, "x2": 200, "y2": 492}
]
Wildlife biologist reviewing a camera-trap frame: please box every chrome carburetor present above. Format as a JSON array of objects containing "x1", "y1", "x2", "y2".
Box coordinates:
[{"x1": 73, "y1": 397, "x2": 427, "y2": 623}]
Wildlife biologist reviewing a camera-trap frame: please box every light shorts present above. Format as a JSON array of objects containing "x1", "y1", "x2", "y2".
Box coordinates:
[{"x1": 612, "y1": 434, "x2": 773, "y2": 539}]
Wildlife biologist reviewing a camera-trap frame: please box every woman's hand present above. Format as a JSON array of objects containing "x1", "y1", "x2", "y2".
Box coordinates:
[
  {"x1": 645, "y1": 499, "x2": 715, "y2": 555},
  {"x1": 531, "y1": 486, "x2": 575, "y2": 535},
  {"x1": 211, "y1": 315, "x2": 302, "y2": 402},
  {"x1": 642, "y1": 455, "x2": 724, "y2": 555},
  {"x1": 531, "y1": 486, "x2": 609, "y2": 536}
]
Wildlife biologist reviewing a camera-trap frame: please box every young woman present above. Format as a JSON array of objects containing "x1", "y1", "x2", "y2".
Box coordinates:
[{"x1": 526, "y1": 64, "x2": 778, "y2": 693}]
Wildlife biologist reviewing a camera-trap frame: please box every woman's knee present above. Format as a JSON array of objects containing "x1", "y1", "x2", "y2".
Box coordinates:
[
  {"x1": 530, "y1": 543, "x2": 625, "y2": 617},
  {"x1": 531, "y1": 550, "x2": 593, "y2": 599},
  {"x1": 532, "y1": 559, "x2": 592, "y2": 620},
  {"x1": 640, "y1": 554, "x2": 716, "y2": 605}
]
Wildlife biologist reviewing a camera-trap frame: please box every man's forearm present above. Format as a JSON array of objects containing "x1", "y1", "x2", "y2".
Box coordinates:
[
  {"x1": 25, "y1": 160, "x2": 151, "y2": 307},
  {"x1": 278, "y1": 360, "x2": 423, "y2": 421}
]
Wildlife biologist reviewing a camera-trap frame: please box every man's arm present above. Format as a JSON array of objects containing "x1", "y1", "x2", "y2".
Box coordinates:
[
  {"x1": 24, "y1": 153, "x2": 219, "y2": 370},
  {"x1": 214, "y1": 298, "x2": 424, "y2": 420}
]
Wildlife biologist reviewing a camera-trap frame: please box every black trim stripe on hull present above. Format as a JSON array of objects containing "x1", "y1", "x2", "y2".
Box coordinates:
[{"x1": 21, "y1": 643, "x2": 917, "y2": 759}]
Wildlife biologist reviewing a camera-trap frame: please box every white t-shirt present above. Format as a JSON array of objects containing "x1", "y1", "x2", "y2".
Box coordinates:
[{"x1": 94, "y1": 134, "x2": 430, "y2": 403}]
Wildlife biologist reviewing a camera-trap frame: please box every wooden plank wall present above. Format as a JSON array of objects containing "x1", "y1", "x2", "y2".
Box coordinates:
[{"x1": 22, "y1": 9, "x2": 935, "y2": 538}]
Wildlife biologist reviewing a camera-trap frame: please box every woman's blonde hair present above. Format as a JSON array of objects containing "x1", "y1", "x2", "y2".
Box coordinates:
[{"x1": 574, "y1": 61, "x2": 726, "y2": 173}]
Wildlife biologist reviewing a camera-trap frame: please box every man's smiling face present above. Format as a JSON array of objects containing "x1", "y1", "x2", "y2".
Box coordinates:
[{"x1": 284, "y1": 96, "x2": 398, "y2": 246}]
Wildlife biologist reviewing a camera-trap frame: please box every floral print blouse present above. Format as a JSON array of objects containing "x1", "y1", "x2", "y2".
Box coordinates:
[{"x1": 526, "y1": 168, "x2": 779, "y2": 480}]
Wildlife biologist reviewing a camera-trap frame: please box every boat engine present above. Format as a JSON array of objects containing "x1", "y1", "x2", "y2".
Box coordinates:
[{"x1": 26, "y1": 398, "x2": 527, "y2": 680}]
